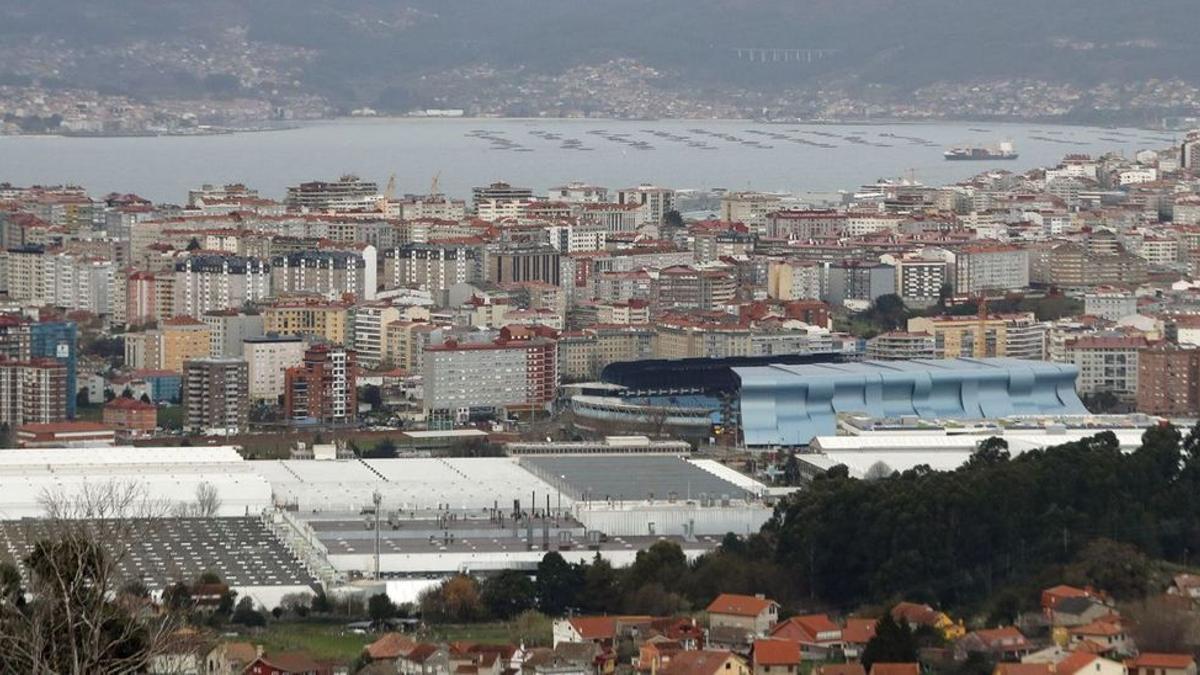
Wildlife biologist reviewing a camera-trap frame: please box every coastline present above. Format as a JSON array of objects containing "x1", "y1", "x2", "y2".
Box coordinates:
[{"x1": 0, "y1": 114, "x2": 1182, "y2": 140}]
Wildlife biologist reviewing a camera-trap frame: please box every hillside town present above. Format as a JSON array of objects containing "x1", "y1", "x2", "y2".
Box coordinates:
[{"x1": 5, "y1": 131, "x2": 1200, "y2": 673}]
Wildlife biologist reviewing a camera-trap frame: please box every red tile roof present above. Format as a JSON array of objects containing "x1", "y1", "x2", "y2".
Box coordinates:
[
  {"x1": 1056, "y1": 652, "x2": 1100, "y2": 675},
  {"x1": 706, "y1": 593, "x2": 776, "y2": 617},
  {"x1": 1130, "y1": 653, "x2": 1196, "y2": 669},
  {"x1": 870, "y1": 663, "x2": 921, "y2": 675},
  {"x1": 753, "y1": 638, "x2": 802, "y2": 666}
]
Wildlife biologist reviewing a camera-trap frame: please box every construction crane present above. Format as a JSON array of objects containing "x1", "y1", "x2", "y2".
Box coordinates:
[{"x1": 429, "y1": 171, "x2": 442, "y2": 198}]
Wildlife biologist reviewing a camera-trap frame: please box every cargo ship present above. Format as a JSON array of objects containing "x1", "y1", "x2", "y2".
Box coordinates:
[{"x1": 944, "y1": 141, "x2": 1018, "y2": 161}]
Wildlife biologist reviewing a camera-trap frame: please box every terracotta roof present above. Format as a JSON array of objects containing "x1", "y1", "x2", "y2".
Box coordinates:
[
  {"x1": 706, "y1": 593, "x2": 776, "y2": 617},
  {"x1": 870, "y1": 663, "x2": 921, "y2": 675},
  {"x1": 818, "y1": 665, "x2": 867, "y2": 675},
  {"x1": 1070, "y1": 620, "x2": 1122, "y2": 637},
  {"x1": 1056, "y1": 652, "x2": 1101, "y2": 675},
  {"x1": 105, "y1": 397, "x2": 156, "y2": 411},
  {"x1": 252, "y1": 651, "x2": 321, "y2": 673},
  {"x1": 661, "y1": 650, "x2": 740, "y2": 675},
  {"x1": 843, "y1": 618, "x2": 878, "y2": 644},
  {"x1": 568, "y1": 616, "x2": 617, "y2": 640},
  {"x1": 17, "y1": 421, "x2": 114, "y2": 434},
  {"x1": 771, "y1": 614, "x2": 841, "y2": 643},
  {"x1": 891, "y1": 602, "x2": 941, "y2": 627},
  {"x1": 366, "y1": 632, "x2": 417, "y2": 660},
  {"x1": 1130, "y1": 653, "x2": 1195, "y2": 669},
  {"x1": 753, "y1": 639, "x2": 802, "y2": 666},
  {"x1": 403, "y1": 643, "x2": 441, "y2": 663},
  {"x1": 995, "y1": 664, "x2": 1054, "y2": 675}
]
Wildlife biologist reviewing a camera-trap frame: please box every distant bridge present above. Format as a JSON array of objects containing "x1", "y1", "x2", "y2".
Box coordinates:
[{"x1": 732, "y1": 47, "x2": 840, "y2": 63}]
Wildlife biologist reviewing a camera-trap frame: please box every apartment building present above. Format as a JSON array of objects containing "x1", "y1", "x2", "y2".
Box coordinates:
[
  {"x1": 243, "y1": 334, "x2": 306, "y2": 402},
  {"x1": 423, "y1": 328, "x2": 558, "y2": 420},
  {"x1": 284, "y1": 344, "x2": 357, "y2": 426},
  {"x1": 182, "y1": 358, "x2": 249, "y2": 436},
  {"x1": 908, "y1": 312, "x2": 1045, "y2": 360}
]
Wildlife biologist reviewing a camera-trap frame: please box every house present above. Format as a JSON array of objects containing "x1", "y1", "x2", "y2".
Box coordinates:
[
  {"x1": 869, "y1": 663, "x2": 921, "y2": 675},
  {"x1": 842, "y1": 619, "x2": 878, "y2": 660},
  {"x1": 243, "y1": 652, "x2": 328, "y2": 675},
  {"x1": 1053, "y1": 652, "x2": 1124, "y2": 675},
  {"x1": 398, "y1": 644, "x2": 451, "y2": 675},
  {"x1": 660, "y1": 650, "x2": 749, "y2": 675},
  {"x1": 638, "y1": 637, "x2": 684, "y2": 675},
  {"x1": 770, "y1": 614, "x2": 842, "y2": 660},
  {"x1": 1169, "y1": 574, "x2": 1200, "y2": 600},
  {"x1": 891, "y1": 603, "x2": 964, "y2": 641},
  {"x1": 956, "y1": 626, "x2": 1034, "y2": 661},
  {"x1": 1047, "y1": 598, "x2": 1113, "y2": 628},
  {"x1": 1067, "y1": 620, "x2": 1131, "y2": 655},
  {"x1": 207, "y1": 642, "x2": 259, "y2": 675},
  {"x1": 552, "y1": 615, "x2": 652, "y2": 648},
  {"x1": 707, "y1": 594, "x2": 780, "y2": 638},
  {"x1": 1127, "y1": 653, "x2": 1197, "y2": 675},
  {"x1": 365, "y1": 633, "x2": 418, "y2": 661},
  {"x1": 648, "y1": 617, "x2": 705, "y2": 650},
  {"x1": 995, "y1": 665, "x2": 1054, "y2": 675},
  {"x1": 1042, "y1": 586, "x2": 1096, "y2": 613},
  {"x1": 817, "y1": 665, "x2": 867, "y2": 675},
  {"x1": 751, "y1": 639, "x2": 802, "y2": 675},
  {"x1": 1022, "y1": 645, "x2": 1075, "y2": 665}
]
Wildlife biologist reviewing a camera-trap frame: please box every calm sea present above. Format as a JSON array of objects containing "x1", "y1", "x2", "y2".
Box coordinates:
[{"x1": 0, "y1": 118, "x2": 1175, "y2": 203}]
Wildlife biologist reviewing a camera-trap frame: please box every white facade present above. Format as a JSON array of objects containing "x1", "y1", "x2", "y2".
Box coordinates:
[{"x1": 244, "y1": 336, "x2": 306, "y2": 402}]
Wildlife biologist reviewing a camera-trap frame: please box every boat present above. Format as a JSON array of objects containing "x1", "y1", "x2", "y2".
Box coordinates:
[{"x1": 944, "y1": 141, "x2": 1018, "y2": 161}]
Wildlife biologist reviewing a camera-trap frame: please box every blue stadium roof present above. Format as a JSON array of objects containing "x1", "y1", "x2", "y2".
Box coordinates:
[{"x1": 734, "y1": 358, "x2": 1087, "y2": 447}]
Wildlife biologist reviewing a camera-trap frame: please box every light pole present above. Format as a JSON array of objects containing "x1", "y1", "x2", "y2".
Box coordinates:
[{"x1": 372, "y1": 491, "x2": 382, "y2": 581}]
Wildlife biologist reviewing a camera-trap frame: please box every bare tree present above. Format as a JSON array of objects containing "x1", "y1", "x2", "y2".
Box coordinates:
[
  {"x1": 0, "y1": 480, "x2": 196, "y2": 674},
  {"x1": 192, "y1": 482, "x2": 221, "y2": 518},
  {"x1": 864, "y1": 461, "x2": 894, "y2": 481},
  {"x1": 1125, "y1": 596, "x2": 1200, "y2": 653}
]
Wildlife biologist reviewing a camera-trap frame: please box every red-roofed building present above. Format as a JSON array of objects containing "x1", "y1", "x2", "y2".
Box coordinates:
[
  {"x1": 842, "y1": 618, "x2": 878, "y2": 660},
  {"x1": 1128, "y1": 653, "x2": 1197, "y2": 675},
  {"x1": 752, "y1": 639, "x2": 802, "y2": 675},
  {"x1": 243, "y1": 651, "x2": 330, "y2": 675},
  {"x1": 869, "y1": 663, "x2": 921, "y2": 675},
  {"x1": 661, "y1": 650, "x2": 748, "y2": 675},
  {"x1": 102, "y1": 397, "x2": 158, "y2": 437},
  {"x1": 15, "y1": 420, "x2": 115, "y2": 448},
  {"x1": 770, "y1": 614, "x2": 842, "y2": 659},
  {"x1": 1068, "y1": 619, "x2": 1131, "y2": 655},
  {"x1": 1055, "y1": 652, "x2": 1123, "y2": 675},
  {"x1": 1041, "y1": 585, "x2": 1096, "y2": 612},
  {"x1": 707, "y1": 594, "x2": 780, "y2": 638},
  {"x1": 994, "y1": 664, "x2": 1054, "y2": 675},
  {"x1": 955, "y1": 626, "x2": 1033, "y2": 661}
]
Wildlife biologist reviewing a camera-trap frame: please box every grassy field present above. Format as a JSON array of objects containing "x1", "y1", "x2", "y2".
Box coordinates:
[
  {"x1": 422, "y1": 622, "x2": 518, "y2": 644},
  {"x1": 253, "y1": 622, "x2": 372, "y2": 662}
]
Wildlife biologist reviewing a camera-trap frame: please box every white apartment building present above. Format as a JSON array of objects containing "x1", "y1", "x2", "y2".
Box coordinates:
[
  {"x1": 952, "y1": 245, "x2": 1030, "y2": 294},
  {"x1": 353, "y1": 304, "x2": 402, "y2": 368},
  {"x1": 616, "y1": 184, "x2": 674, "y2": 226},
  {"x1": 243, "y1": 334, "x2": 306, "y2": 402}
]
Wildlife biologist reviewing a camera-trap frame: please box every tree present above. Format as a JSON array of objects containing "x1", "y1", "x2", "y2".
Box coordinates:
[
  {"x1": 360, "y1": 384, "x2": 383, "y2": 409},
  {"x1": 864, "y1": 461, "x2": 894, "y2": 481},
  {"x1": 535, "y1": 552, "x2": 580, "y2": 615},
  {"x1": 861, "y1": 613, "x2": 919, "y2": 670},
  {"x1": 967, "y1": 437, "x2": 1010, "y2": 467},
  {"x1": 663, "y1": 210, "x2": 684, "y2": 229},
  {"x1": 420, "y1": 575, "x2": 483, "y2": 623},
  {"x1": 310, "y1": 589, "x2": 333, "y2": 614},
  {"x1": 363, "y1": 438, "x2": 398, "y2": 459},
  {"x1": 231, "y1": 596, "x2": 265, "y2": 627},
  {"x1": 368, "y1": 593, "x2": 396, "y2": 623},
  {"x1": 783, "y1": 452, "x2": 801, "y2": 486},
  {"x1": 1126, "y1": 596, "x2": 1199, "y2": 653},
  {"x1": 139, "y1": 393, "x2": 151, "y2": 404},
  {"x1": 0, "y1": 484, "x2": 185, "y2": 673},
  {"x1": 162, "y1": 582, "x2": 193, "y2": 611},
  {"x1": 481, "y1": 570, "x2": 536, "y2": 620},
  {"x1": 192, "y1": 482, "x2": 221, "y2": 518},
  {"x1": 76, "y1": 389, "x2": 90, "y2": 408},
  {"x1": 508, "y1": 610, "x2": 552, "y2": 647},
  {"x1": 579, "y1": 555, "x2": 620, "y2": 614},
  {"x1": 186, "y1": 237, "x2": 201, "y2": 251}
]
